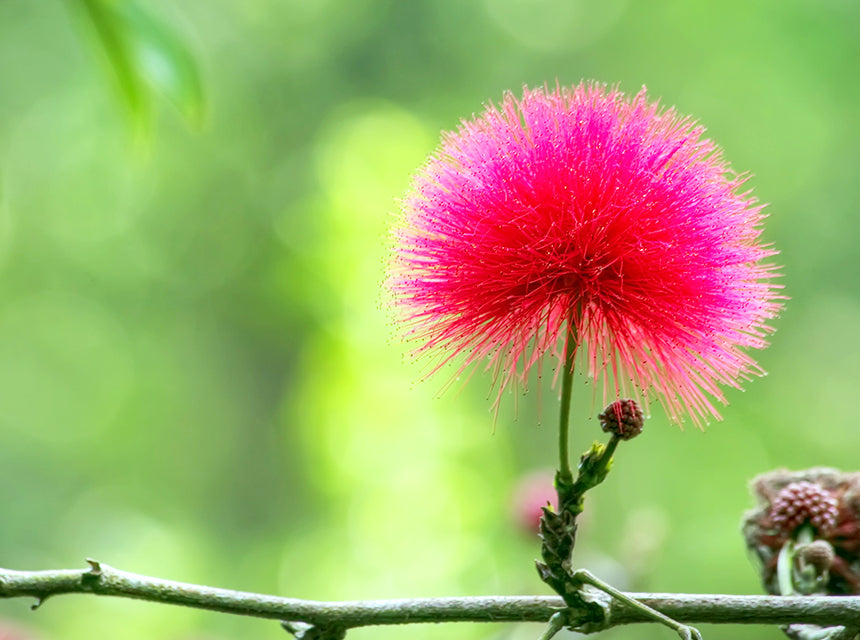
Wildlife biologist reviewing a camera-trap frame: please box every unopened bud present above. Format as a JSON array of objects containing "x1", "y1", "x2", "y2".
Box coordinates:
[
  {"x1": 598, "y1": 399, "x2": 644, "y2": 440},
  {"x1": 797, "y1": 540, "x2": 835, "y2": 575}
]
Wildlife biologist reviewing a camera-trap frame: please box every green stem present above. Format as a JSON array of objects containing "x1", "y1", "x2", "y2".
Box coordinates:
[
  {"x1": 557, "y1": 313, "x2": 578, "y2": 482},
  {"x1": 602, "y1": 435, "x2": 620, "y2": 462},
  {"x1": 537, "y1": 611, "x2": 567, "y2": 640},
  {"x1": 573, "y1": 569, "x2": 702, "y2": 640}
]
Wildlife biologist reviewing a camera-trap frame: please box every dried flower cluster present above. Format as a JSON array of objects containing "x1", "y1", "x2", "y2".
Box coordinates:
[
  {"x1": 389, "y1": 82, "x2": 782, "y2": 426},
  {"x1": 743, "y1": 468, "x2": 860, "y2": 595}
]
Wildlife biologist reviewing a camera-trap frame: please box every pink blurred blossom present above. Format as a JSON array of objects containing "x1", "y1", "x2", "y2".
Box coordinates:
[
  {"x1": 389, "y1": 82, "x2": 782, "y2": 426},
  {"x1": 510, "y1": 470, "x2": 557, "y2": 534}
]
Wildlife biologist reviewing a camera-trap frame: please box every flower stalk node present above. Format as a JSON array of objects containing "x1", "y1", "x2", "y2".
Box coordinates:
[
  {"x1": 570, "y1": 569, "x2": 702, "y2": 640},
  {"x1": 553, "y1": 469, "x2": 580, "y2": 515},
  {"x1": 572, "y1": 439, "x2": 618, "y2": 495},
  {"x1": 538, "y1": 506, "x2": 577, "y2": 571}
]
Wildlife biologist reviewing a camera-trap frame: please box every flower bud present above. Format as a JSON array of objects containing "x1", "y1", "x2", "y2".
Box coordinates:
[
  {"x1": 598, "y1": 399, "x2": 644, "y2": 440},
  {"x1": 796, "y1": 540, "x2": 835, "y2": 575}
]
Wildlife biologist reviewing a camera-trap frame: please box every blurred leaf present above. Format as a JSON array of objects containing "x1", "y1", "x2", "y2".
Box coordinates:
[
  {"x1": 116, "y1": 1, "x2": 206, "y2": 126},
  {"x1": 76, "y1": 0, "x2": 148, "y2": 126},
  {"x1": 74, "y1": 0, "x2": 205, "y2": 132}
]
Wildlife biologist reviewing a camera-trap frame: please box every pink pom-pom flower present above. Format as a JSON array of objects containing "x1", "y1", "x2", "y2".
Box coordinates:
[{"x1": 388, "y1": 82, "x2": 782, "y2": 426}]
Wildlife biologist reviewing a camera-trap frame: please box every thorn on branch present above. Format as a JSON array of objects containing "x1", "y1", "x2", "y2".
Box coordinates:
[
  {"x1": 281, "y1": 621, "x2": 346, "y2": 640},
  {"x1": 82, "y1": 558, "x2": 103, "y2": 591},
  {"x1": 86, "y1": 558, "x2": 102, "y2": 576}
]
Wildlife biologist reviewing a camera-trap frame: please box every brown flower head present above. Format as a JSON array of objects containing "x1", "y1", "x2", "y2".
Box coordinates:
[
  {"x1": 743, "y1": 468, "x2": 860, "y2": 595},
  {"x1": 770, "y1": 481, "x2": 839, "y2": 537}
]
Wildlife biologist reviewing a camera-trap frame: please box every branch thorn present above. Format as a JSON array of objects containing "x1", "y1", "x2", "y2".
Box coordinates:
[
  {"x1": 86, "y1": 559, "x2": 102, "y2": 576},
  {"x1": 281, "y1": 621, "x2": 346, "y2": 639}
]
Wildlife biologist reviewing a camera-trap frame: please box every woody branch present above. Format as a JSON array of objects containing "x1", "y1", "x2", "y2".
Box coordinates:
[{"x1": 2, "y1": 561, "x2": 860, "y2": 633}]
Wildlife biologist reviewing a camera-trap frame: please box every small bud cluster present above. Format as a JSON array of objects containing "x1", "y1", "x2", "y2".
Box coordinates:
[
  {"x1": 770, "y1": 481, "x2": 839, "y2": 536},
  {"x1": 598, "y1": 399, "x2": 644, "y2": 440}
]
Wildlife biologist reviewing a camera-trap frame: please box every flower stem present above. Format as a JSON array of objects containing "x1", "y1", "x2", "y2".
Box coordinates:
[{"x1": 557, "y1": 314, "x2": 578, "y2": 483}]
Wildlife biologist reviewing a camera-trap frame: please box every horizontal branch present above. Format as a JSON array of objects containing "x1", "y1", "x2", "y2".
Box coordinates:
[{"x1": 1, "y1": 560, "x2": 859, "y2": 633}]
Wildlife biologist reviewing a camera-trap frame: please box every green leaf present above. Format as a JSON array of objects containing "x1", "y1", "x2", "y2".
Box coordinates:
[
  {"x1": 116, "y1": 1, "x2": 205, "y2": 127},
  {"x1": 73, "y1": 0, "x2": 205, "y2": 131},
  {"x1": 76, "y1": 0, "x2": 149, "y2": 126}
]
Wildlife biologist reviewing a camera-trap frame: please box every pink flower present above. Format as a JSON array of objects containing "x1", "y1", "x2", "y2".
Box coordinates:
[
  {"x1": 510, "y1": 470, "x2": 557, "y2": 534},
  {"x1": 388, "y1": 82, "x2": 782, "y2": 426}
]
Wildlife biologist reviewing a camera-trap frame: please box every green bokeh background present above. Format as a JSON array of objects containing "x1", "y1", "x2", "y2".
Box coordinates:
[{"x1": 0, "y1": 2, "x2": 858, "y2": 639}]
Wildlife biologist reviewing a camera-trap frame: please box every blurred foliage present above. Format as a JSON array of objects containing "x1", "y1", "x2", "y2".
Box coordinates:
[
  {"x1": 72, "y1": 0, "x2": 205, "y2": 133},
  {"x1": 0, "y1": 1, "x2": 858, "y2": 639}
]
